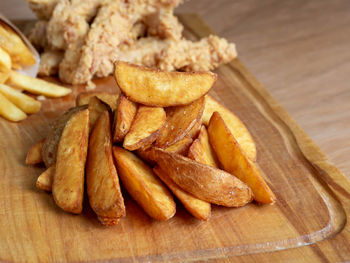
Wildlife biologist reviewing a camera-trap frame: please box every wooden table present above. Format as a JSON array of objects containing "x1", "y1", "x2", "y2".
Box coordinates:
[{"x1": 0, "y1": 1, "x2": 349, "y2": 262}]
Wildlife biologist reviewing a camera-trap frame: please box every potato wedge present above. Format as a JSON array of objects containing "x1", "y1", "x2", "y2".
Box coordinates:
[
  {"x1": 188, "y1": 126, "x2": 219, "y2": 168},
  {"x1": 123, "y1": 106, "x2": 165, "y2": 150},
  {"x1": 113, "y1": 94, "x2": 138, "y2": 143},
  {"x1": 202, "y1": 95, "x2": 257, "y2": 161},
  {"x1": 0, "y1": 84, "x2": 41, "y2": 114},
  {"x1": 151, "y1": 147, "x2": 252, "y2": 207},
  {"x1": 26, "y1": 139, "x2": 45, "y2": 165},
  {"x1": 0, "y1": 71, "x2": 9, "y2": 84},
  {"x1": 155, "y1": 97, "x2": 205, "y2": 148},
  {"x1": 42, "y1": 105, "x2": 87, "y2": 167},
  {"x1": 113, "y1": 146, "x2": 176, "y2": 220},
  {"x1": 36, "y1": 165, "x2": 54, "y2": 192},
  {"x1": 53, "y1": 109, "x2": 89, "y2": 214},
  {"x1": 0, "y1": 92, "x2": 27, "y2": 121},
  {"x1": 88, "y1": 96, "x2": 110, "y2": 131},
  {"x1": 208, "y1": 112, "x2": 276, "y2": 204},
  {"x1": 186, "y1": 119, "x2": 202, "y2": 139},
  {"x1": 7, "y1": 71, "x2": 71, "y2": 98},
  {"x1": 114, "y1": 61, "x2": 216, "y2": 107},
  {"x1": 0, "y1": 21, "x2": 36, "y2": 67},
  {"x1": 154, "y1": 166, "x2": 211, "y2": 221},
  {"x1": 0, "y1": 46, "x2": 11, "y2": 71},
  {"x1": 164, "y1": 137, "x2": 193, "y2": 155},
  {"x1": 86, "y1": 111, "x2": 125, "y2": 226},
  {"x1": 76, "y1": 92, "x2": 120, "y2": 110}
]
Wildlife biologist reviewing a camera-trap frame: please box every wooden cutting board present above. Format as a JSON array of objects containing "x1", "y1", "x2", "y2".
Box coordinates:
[{"x1": 0, "y1": 14, "x2": 349, "y2": 263}]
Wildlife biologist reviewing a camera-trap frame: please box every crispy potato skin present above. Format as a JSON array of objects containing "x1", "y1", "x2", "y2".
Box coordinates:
[
  {"x1": 123, "y1": 106, "x2": 166, "y2": 151},
  {"x1": 155, "y1": 97, "x2": 205, "y2": 148},
  {"x1": 114, "y1": 61, "x2": 216, "y2": 107},
  {"x1": 152, "y1": 148, "x2": 253, "y2": 207},
  {"x1": 26, "y1": 139, "x2": 45, "y2": 165},
  {"x1": 164, "y1": 137, "x2": 193, "y2": 155},
  {"x1": 36, "y1": 165, "x2": 55, "y2": 192},
  {"x1": 186, "y1": 119, "x2": 202, "y2": 140},
  {"x1": 113, "y1": 146, "x2": 176, "y2": 221},
  {"x1": 76, "y1": 92, "x2": 120, "y2": 110},
  {"x1": 113, "y1": 94, "x2": 138, "y2": 143},
  {"x1": 86, "y1": 111, "x2": 125, "y2": 226},
  {"x1": 208, "y1": 112, "x2": 276, "y2": 204},
  {"x1": 53, "y1": 109, "x2": 89, "y2": 214},
  {"x1": 42, "y1": 105, "x2": 87, "y2": 167},
  {"x1": 88, "y1": 96, "x2": 110, "y2": 132},
  {"x1": 154, "y1": 166, "x2": 211, "y2": 221},
  {"x1": 188, "y1": 126, "x2": 219, "y2": 168},
  {"x1": 202, "y1": 95, "x2": 257, "y2": 161}
]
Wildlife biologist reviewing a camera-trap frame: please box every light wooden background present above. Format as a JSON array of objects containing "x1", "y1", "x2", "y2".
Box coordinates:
[{"x1": 0, "y1": 0, "x2": 349, "y2": 179}]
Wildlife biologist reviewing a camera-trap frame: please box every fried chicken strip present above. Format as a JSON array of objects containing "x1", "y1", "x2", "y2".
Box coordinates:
[{"x1": 38, "y1": 50, "x2": 64, "y2": 76}]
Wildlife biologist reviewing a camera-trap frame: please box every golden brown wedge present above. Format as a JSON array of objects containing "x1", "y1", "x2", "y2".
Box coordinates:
[
  {"x1": 113, "y1": 94, "x2": 138, "y2": 143},
  {"x1": 202, "y1": 95, "x2": 257, "y2": 161},
  {"x1": 151, "y1": 148, "x2": 252, "y2": 207},
  {"x1": 26, "y1": 139, "x2": 45, "y2": 165},
  {"x1": 76, "y1": 92, "x2": 120, "y2": 110},
  {"x1": 155, "y1": 97, "x2": 205, "y2": 148},
  {"x1": 113, "y1": 146, "x2": 176, "y2": 220},
  {"x1": 208, "y1": 112, "x2": 276, "y2": 204},
  {"x1": 164, "y1": 137, "x2": 193, "y2": 155},
  {"x1": 88, "y1": 96, "x2": 110, "y2": 131},
  {"x1": 36, "y1": 165, "x2": 54, "y2": 192},
  {"x1": 0, "y1": 84, "x2": 41, "y2": 114},
  {"x1": 86, "y1": 111, "x2": 125, "y2": 226},
  {"x1": 53, "y1": 109, "x2": 89, "y2": 214},
  {"x1": 0, "y1": 92, "x2": 27, "y2": 121},
  {"x1": 123, "y1": 106, "x2": 166, "y2": 151},
  {"x1": 114, "y1": 61, "x2": 216, "y2": 107},
  {"x1": 186, "y1": 119, "x2": 202, "y2": 139},
  {"x1": 188, "y1": 126, "x2": 219, "y2": 168},
  {"x1": 154, "y1": 166, "x2": 211, "y2": 221},
  {"x1": 42, "y1": 105, "x2": 87, "y2": 167}
]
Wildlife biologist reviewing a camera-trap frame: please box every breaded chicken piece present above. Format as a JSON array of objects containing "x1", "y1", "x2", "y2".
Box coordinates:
[
  {"x1": 27, "y1": 0, "x2": 58, "y2": 20},
  {"x1": 38, "y1": 50, "x2": 64, "y2": 76},
  {"x1": 27, "y1": 20, "x2": 47, "y2": 51}
]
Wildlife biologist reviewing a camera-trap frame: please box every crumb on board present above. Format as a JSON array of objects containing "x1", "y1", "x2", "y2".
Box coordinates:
[{"x1": 86, "y1": 80, "x2": 96, "y2": 91}]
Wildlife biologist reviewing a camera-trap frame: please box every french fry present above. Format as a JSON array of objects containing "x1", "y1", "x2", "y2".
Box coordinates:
[
  {"x1": 0, "y1": 92, "x2": 27, "y2": 121},
  {"x1": 154, "y1": 166, "x2": 211, "y2": 221},
  {"x1": 0, "y1": 46, "x2": 11, "y2": 71},
  {"x1": 113, "y1": 146, "x2": 176, "y2": 220},
  {"x1": 0, "y1": 84, "x2": 41, "y2": 114},
  {"x1": 123, "y1": 106, "x2": 166, "y2": 151},
  {"x1": 36, "y1": 165, "x2": 54, "y2": 192},
  {"x1": 76, "y1": 92, "x2": 120, "y2": 110},
  {"x1": 155, "y1": 97, "x2": 205, "y2": 148},
  {"x1": 188, "y1": 126, "x2": 219, "y2": 168},
  {"x1": 88, "y1": 96, "x2": 110, "y2": 131},
  {"x1": 208, "y1": 112, "x2": 276, "y2": 204},
  {"x1": 151, "y1": 147, "x2": 253, "y2": 207},
  {"x1": 26, "y1": 139, "x2": 45, "y2": 165},
  {"x1": 53, "y1": 109, "x2": 89, "y2": 214},
  {"x1": 86, "y1": 111, "x2": 125, "y2": 226},
  {"x1": 0, "y1": 71, "x2": 9, "y2": 84},
  {"x1": 114, "y1": 61, "x2": 216, "y2": 107},
  {"x1": 113, "y1": 94, "x2": 138, "y2": 143},
  {"x1": 7, "y1": 71, "x2": 71, "y2": 97},
  {"x1": 0, "y1": 21, "x2": 36, "y2": 67},
  {"x1": 202, "y1": 95, "x2": 257, "y2": 161}
]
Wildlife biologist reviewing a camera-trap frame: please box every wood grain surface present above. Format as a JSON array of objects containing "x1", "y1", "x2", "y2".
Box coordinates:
[
  {"x1": 1, "y1": 0, "x2": 349, "y2": 181},
  {"x1": 0, "y1": 13, "x2": 349, "y2": 263}
]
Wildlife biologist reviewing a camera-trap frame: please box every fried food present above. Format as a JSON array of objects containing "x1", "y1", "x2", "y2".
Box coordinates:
[
  {"x1": 0, "y1": 92, "x2": 27, "y2": 122},
  {"x1": 155, "y1": 97, "x2": 205, "y2": 148},
  {"x1": 154, "y1": 166, "x2": 211, "y2": 221},
  {"x1": 151, "y1": 147, "x2": 253, "y2": 207},
  {"x1": 0, "y1": 84, "x2": 41, "y2": 114},
  {"x1": 123, "y1": 106, "x2": 166, "y2": 151},
  {"x1": 0, "y1": 46, "x2": 11, "y2": 72},
  {"x1": 188, "y1": 126, "x2": 219, "y2": 168},
  {"x1": 88, "y1": 96, "x2": 110, "y2": 131},
  {"x1": 164, "y1": 137, "x2": 193, "y2": 155},
  {"x1": 38, "y1": 50, "x2": 63, "y2": 76},
  {"x1": 27, "y1": 20, "x2": 47, "y2": 51},
  {"x1": 26, "y1": 139, "x2": 45, "y2": 165},
  {"x1": 113, "y1": 146, "x2": 176, "y2": 220},
  {"x1": 36, "y1": 165, "x2": 54, "y2": 192},
  {"x1": 76, "y1": 91, "x2": 119, "y2": 110},
  {"x1": 186, "y1": 119, "x2": 202, "y2": 140},
  {"x1": 0, "y1": 71, "x2": 9, "y2": 84},
  {"x1": 115, "y1": 62, "x2": 216, "y2": 107},
  {"x1": 208, "y1": 112, "x2": 276, "y2": 204},
  {"x1": 26, "y1": 0, "x2": 58, "y2": 20},
  {"x1": 202, "y1": 95, "x2": 257, "y2": 161},
  {"x1": 86, "y1": 111, "x2": 125, "y2": 226},
  {"x1": 53, "y1": 108, "x2": 89, "y2": 214},
  {"x1": 112, "y1": 94, "x2": 138, "y2": 143},
  {"x1": 7, "y1": 71, "x2": 71, "y2": 98}
]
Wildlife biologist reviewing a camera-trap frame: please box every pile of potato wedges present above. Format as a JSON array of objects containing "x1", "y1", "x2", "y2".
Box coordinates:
[{"x1": 26, "y1": 62, "x2": 275, "y2": 226}]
